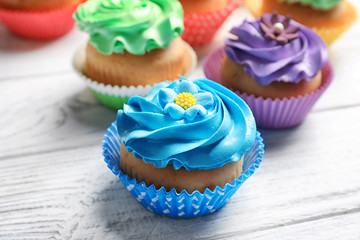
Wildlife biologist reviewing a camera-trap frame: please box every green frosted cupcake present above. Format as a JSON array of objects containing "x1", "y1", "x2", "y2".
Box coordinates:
[{"x1": 73, "y1": 0, "x2": 196, "y2": 109}]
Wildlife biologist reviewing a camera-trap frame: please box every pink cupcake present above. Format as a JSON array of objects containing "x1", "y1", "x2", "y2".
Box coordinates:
[{"x1": 204, "y1": 12, "x2": 333, "y2": 129}]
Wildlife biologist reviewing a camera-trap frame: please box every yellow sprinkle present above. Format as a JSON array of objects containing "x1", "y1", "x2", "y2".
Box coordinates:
[{"x1": 175, "y1": 92, "x2": 197, "y2": 110}]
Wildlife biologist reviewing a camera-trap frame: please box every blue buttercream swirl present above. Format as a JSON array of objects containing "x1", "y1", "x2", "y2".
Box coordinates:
[{"x1": 117, "y1": 77, "x2": 257, "y2": 170}]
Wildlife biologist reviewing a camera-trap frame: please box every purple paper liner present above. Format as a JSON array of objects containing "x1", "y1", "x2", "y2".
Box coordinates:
[
  {"x1": 203, "y1": 47, "x2": 334, "y2": 129},
  {"x1": 103, "y1": 122, "x2": 264, "y2": 218}
]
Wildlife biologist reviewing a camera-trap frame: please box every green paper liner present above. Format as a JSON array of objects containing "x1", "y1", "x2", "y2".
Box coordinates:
[{"x1": 90, "y1": 90, "x2": 130, "y2": 110}]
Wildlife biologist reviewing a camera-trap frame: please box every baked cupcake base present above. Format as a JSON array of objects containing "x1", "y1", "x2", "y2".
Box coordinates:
[
  {"x1": 103, "y1": 122, "x2": 264, "y2": 218},
  {"x1": 221, "y1": 55, "x2": 323, "y2": 99},
  {"x1": 0, "y1": 0, "x2": 84, "y2": 39},
  {"x1": 204, "y1": 47, "x2": 334, "y2": 129},
  {"x1": 85, "y1": 38, "x2": 188, "y2": 87},
  {"x1": 246, "y1": 0, "x2": 358, "y2": 45},
  {"x1": 72, "y1": 42, "x2": 197, "y2": 110},
  {"x1": 120, "y1": 142, "x2": 244, "y2": 194}
]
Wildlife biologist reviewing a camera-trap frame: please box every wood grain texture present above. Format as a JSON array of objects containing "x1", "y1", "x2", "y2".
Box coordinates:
[
  {"x1": 0, "y1": 26, "x2": 88, "y2": 80},
  {"x1": 0, "y1": 1, "x2": 360, "y2": 239},
  {"x1": 0, "y1": 72, "x2": 116, "y2": 159},
  {"x1": 0, "y1": 145, "x2": 102, "y2": 240},
  {"x1": 2, "y1": 107, "x2": 358, "y2": 239}
]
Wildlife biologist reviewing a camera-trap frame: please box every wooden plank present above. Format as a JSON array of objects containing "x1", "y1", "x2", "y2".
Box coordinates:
[
  {"x1": 1, "y1": 106, "x2": 360, "y2": 239},
  {"x1": 0, "y1": 26, "x2": 88, "y2": 80},
  {"x1": 0, "y1": 72, "x2": 116, "y2": 159},
  {"x1": 0, "y1": 145, "x2": 101, "y2": 240},
  {"x1": 221, "y1": 211, "x2": 360, "y2": 240}
]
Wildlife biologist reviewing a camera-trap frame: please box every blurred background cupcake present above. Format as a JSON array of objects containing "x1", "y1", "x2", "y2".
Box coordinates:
[
  {"x1": 180, "y1": 0, "x2": 244, "y2": 46},
  {"x1": 73, "y1": 0, "x2": 196, "y2": 110},
  {"x1": 246, "y1": 0, "x2": 358, "y2": 45},
  {"x1": 103, "y1": 77, "x2": 264, "y2": 218},
  {"x1": 204, "y1": 13, "x2": 333, "y2": 129},
  {"x1": 0, "y1": 0, "x2": 84, "y2": 39}
]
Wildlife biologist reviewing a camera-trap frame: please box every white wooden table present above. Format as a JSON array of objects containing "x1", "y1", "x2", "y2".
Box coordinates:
[{"x1": 1, "y1": 2, "x2": 360, "y2": 239}]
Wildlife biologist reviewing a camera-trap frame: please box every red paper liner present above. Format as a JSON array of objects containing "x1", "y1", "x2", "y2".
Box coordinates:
[
  {"x1": 0, "y1": 1, "x2": 85, "y2": 39},
  {"x1": 203, "y1": 47, "x2": 334, "y2": 129},
  {"x1": 182, "y1": 0, "x2": 243, "y2": 46}
]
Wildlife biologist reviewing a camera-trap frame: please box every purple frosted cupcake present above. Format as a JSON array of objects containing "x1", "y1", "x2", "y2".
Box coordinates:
[{"x1": 204, "y1": 12, "x2": 333, "y2": 129}]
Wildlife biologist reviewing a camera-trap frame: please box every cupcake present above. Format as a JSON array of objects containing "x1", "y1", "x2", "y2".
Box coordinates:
[
  {"x1": 246, "y1": 0, "x2": 358, "y2": 45},
  {"x1": 73, "y1": 0, "x2": 196, "y2": 110},
  {"x1": 103, "y1": 77, "x2": 264, "y2": 218},
  {"x1": 0, "y1": 0, "x2": 83, "y2": 39},
  {"x1": 180, "y1": 0, "x2": 243, "y2": 46},
  {"x1": 204, "y1": 13, "x2": 333, "y2": 129}
]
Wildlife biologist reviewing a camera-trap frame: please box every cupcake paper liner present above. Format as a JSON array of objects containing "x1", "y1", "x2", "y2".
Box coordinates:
[
  {"x1": 182, "y1": 0, "x2": 243, "y2": 46},
  {"x1": 85, "y1": 77, "x2": 154, "y2": 110},
  {"x1": 245, "y1": 0, "x2": 357, "y2": 45},
  {"x1": 0, "y1": 1, "x2": 85, "y2": 39},
  {"x1": 103, "y1": 122, "x2": 264, "y2": 218},
  {"x1": 72, "y1": 42, "x2": 198, "y2": 110},
  {"x1": 203, "y1": 47, "x2": 334, "y2": 129}
]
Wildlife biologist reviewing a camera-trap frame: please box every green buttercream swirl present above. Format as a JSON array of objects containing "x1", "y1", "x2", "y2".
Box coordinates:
[
  {"x1": 74, "y1": 0, "x2": 184, "y2": 55},
  {"x1": 279, "y1": 0, "x2": 342, "y2": 10}
]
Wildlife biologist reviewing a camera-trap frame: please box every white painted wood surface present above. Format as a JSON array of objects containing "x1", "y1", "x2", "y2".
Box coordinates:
[{"x1": 1, "y1": 2, "x2": 360, "y2": 239}]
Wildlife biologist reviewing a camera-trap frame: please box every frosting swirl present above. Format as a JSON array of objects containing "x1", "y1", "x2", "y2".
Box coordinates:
[
  {"x1": 279, "y1": 0, "x2": 342, "y2": 10},
  {"x1": 117, "y1": 77, "x2": 256, "y2": 170},
  {"x1": 225, "y1": 14, "x2": 328, "y2": 85},
  {"x1": 74, "y1": 0, "x2": 183, "y2": 55}
]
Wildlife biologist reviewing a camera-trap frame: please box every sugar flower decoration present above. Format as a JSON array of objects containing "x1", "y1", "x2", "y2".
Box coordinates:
[
  {"x1": 158, "y1": 77, "x2": 214, "y2": 121},
  {"x1": 260, "y1": 12, "x2": 300, "y2": 43}
]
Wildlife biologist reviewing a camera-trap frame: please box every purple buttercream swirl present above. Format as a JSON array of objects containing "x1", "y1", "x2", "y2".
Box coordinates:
[{"x1": 225, "y1": 14, "x2": 328, "y2": 85}]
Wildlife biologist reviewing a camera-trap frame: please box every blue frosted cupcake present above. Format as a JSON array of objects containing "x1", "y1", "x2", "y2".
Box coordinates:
[{"x1": 103, "y1": 77, "x2": 264, "y2": 218}]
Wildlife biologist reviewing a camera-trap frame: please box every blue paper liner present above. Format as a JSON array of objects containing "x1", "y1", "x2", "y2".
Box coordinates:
[{"x1": 103, "y1": 122, "x2": 264, "y2": 218}]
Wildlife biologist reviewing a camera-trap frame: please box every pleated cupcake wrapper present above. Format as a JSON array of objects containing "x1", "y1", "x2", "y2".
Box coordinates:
[
  {"x1": 74, "y1": 66, "x2": 155, "y2": 110},
  {"x1": 245, "y1": 0, "x2": 357, "y2": 46},
  {"x1": 203, "y1": 47, "x2": 334, "y2": 129},
  {"x1": 103, "y1": 122, "x2": 264, "y2": 218},
  {"x1": 90, "y1": 92, "x2": 129, "y2": 111},
  {"x1": 182, "y1": 0, "x2": 243, "y2": 46},
  {"x1": 72, "y1": 42, "x2": 198, "y2": 110},
  {"x1": 0, "y1": 1, "x2": 85, "y2": 39}
]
